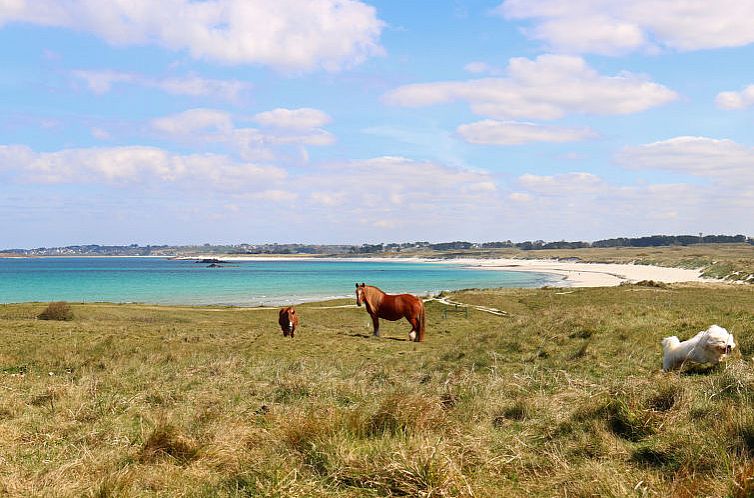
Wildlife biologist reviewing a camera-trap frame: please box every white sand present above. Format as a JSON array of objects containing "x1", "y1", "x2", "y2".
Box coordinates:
[
  {"x1": 434, "y1": 258, "x2": 710, "y2": 287},
  {"x1": 190, "y1": 254, "x2": 713, "y2": 288}
]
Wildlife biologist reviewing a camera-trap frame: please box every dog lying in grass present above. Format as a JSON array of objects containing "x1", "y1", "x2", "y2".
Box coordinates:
[{"x1": 662, "y1": 325, "x2": 736, "y2": 371}]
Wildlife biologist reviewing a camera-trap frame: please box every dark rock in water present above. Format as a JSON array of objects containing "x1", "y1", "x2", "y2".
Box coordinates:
[
  {"x1": 196, "y1": 258, "x2": 227, "y2": 264},
  {"x1": 207, "y1": 263, "x2": 224, "y2": 268}
]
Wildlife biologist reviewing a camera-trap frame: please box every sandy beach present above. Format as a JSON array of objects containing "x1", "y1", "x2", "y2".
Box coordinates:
[
  {"x1": 194, "y1": 255, "x2": 712, "y2": 288},
  {"x1": 436, "y1": 258, "x2": 710, "y2": 287}
]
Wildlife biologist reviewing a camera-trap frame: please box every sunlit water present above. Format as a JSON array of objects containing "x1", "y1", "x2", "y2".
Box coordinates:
[{"x1": 0, "y1": 257, "x2": 558, "y2": 306}]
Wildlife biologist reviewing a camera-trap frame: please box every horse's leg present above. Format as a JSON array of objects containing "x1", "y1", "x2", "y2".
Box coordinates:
[
  {"x1": 408, "y1": 316, "x2": 419, "y2": 342},
  {"x1": 372, "y1": 315, "x2": 380, "y2": 337}
]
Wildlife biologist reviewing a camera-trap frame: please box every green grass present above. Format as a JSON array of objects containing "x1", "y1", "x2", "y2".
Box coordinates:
[{"x1": 1, "y1": 284, "x2": 754, "y2": 496}]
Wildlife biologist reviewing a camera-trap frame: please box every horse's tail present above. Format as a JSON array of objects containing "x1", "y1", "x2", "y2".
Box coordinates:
[{"x1": 417, "y1": 301, "x2": 426, "y2": 342}]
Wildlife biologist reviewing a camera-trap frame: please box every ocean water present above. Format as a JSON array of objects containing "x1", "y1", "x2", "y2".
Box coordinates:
[{"x1": 0, "y1": 257, "x2": 557, "y2": 306}]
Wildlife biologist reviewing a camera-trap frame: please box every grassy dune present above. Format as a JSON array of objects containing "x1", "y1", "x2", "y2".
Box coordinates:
[{"x1": 2, "y1": 284, "x2": 754, "y2": 496}]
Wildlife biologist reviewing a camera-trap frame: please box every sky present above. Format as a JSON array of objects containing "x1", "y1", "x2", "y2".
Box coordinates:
[{"x1": 1, "y1": 0, "x2": 754, "y2": 247}]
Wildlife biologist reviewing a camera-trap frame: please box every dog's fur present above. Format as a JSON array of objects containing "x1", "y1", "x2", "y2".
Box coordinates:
[{"x1": 661, "y1": 324, "x2": 736, "y2": 371}]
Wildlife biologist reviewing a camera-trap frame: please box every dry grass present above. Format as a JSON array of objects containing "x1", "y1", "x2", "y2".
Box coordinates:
[{"x1": 0, "y1": 284, "x2": 753, "y2": 495}]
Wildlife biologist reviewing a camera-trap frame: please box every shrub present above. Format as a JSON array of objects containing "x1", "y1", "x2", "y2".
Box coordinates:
[{"x1": 37, "y1": 301, "x2": 74, "y2": 321}]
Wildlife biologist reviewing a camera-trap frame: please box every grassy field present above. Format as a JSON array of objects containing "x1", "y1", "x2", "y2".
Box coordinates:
[{"x1": 2, "y1": 284, "x2": 754, "y2": 496}]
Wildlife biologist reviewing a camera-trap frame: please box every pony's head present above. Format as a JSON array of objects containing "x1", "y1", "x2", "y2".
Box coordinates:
[
  {"x1": 355, "y1": 282, "x2": 366, "y2": 306},
  {"x1": 279, "y1": 306, "x2": 297, "y2": 335}
]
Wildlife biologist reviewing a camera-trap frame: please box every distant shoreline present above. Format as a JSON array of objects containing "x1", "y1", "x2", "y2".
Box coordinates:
[
  {"x1": 177, "y1": 254, "x2": 712, "y2": 287},
  {"x1": 0, "y1": 253, "x2": 715, "y2": 288}
]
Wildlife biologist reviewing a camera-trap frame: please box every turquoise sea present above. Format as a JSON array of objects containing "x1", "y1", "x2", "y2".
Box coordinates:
[{"x1": 0, "y1": 257, "x2": 557, "y2": 306}]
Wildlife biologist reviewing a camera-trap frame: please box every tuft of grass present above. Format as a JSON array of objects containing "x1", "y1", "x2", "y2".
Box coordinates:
[
  {"x1": 369, "y1": 393, "x2": 445, "y2": 436},
  {"x1": 631, "y1": 438, "x2": 682, "y2": 471},
  {"x1": 37, "y1": 301, "x2": 74, "y2": 321},
  {"x1": 568, "y1": 328, "x2": 593, "y2": 339},
  {"x1": 736, "y1": 330, "x2": 754, "y2": 357},
  {"x1": 575, "y1": 396, "x2": 654, "y2": 442},
  {"x1": 733, "y1": 461, "x2": 754, "y2": 498},
  {"x1": 705, "y1": 361, "x2": 754, "y2": 401},
  {"x1": 493, "y1": 400, "x2": 533, "y2": 426},
  {"x1": 568, "y1": 340, "x2": 590, "y2": 360},
  {"x1": 731, "y1": 412, "x2": 754, "y2": 457},
  {"x1": 140, "y1": 420, "x2": 200, "y2": 465},
  {"x1": 647, "y1": 379, "x2": 683, "y2": 412}
]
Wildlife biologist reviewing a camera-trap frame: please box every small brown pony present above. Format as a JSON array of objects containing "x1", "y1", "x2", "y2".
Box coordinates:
[
  {"x1": 355, "y1": 283, "x2": 425, "y2": 342},
  {"x1": 278, "y1": 306, "x2": 299, "y2": 338}
]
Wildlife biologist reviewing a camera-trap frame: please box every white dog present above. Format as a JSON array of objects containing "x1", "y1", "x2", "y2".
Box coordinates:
[{"x1": 661, "y1": 325, "x2": 736, "y2": 371}]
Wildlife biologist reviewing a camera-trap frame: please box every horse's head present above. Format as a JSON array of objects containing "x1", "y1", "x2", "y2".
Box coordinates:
[
  {"x1": 355, "y1": 282, "x2": 366, "y2": 306},
  {"x1": 279, "y1": 306, "x2": 297, "y2": 335}
]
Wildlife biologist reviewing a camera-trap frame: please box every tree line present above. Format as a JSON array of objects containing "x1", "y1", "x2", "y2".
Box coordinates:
[{"x1": 348, "y1": 234, "x2": 752, "y2": 253}]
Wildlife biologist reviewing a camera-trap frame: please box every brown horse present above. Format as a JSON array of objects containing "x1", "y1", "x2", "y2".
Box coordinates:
[
  {"x1": 355, "y1": 283, "x2": 425, "y2": 342},
  {"x1": 278, "y1": 306, "x2": 299, "y2": 338}
]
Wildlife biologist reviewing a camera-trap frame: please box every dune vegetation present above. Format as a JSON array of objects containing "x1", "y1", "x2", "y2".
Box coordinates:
[{"x1": 1, "y1": 283, "x2": 754, "y2": 496}]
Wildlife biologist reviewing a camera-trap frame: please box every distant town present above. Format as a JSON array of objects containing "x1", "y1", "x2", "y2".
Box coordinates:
[{"x1": 1, "y1": 234, "x2": 751, "y2": 257}]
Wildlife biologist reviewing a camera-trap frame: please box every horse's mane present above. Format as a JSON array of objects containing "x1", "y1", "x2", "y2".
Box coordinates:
[{"x1": 362, "y1": 284, "x2": 383, "y2": 310}]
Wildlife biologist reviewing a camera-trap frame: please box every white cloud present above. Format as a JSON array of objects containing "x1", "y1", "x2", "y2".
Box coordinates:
[
  {"x1": 617, "y1": 136, "x2": 754, "y2": 183},
  {"x1": 72, "y1": 70, "x2": 135, "y2": 94},
  {"x1": 716, "y1": 85, "x2": 754, "y2": 110},
  {"x1": 3, "y1": 0, "x2": 384, "y2": 71},
  {"x1": 457, "y1": 120, "x2": 596, "y2": 145},
  {"x1": 149, "y1": 108, "x2": 335, "y2": 161},
  {"x1": 150, "y1": 109, "x2": 234, "y2": 136},
  {"x1": 502, "y1": 170, "x2": 736, "y2": 239},
  {"x1": 300, "y1": 156, "x2": 502, "y2": 231},
  {"x1": 385, "y1": 54, "x2": 677, "y2": 120},
  {"x1": 463, "y1": 181, "x2": 497, "y2": 192},
  {"x1": 253, "y1": 108, "x2": 332, "y2": 129},
  {"x1": 91, "y1": 127, "x2": 111, "y2": 140},
  {"x1": 310, "y1": 191, "x2": 346, "y2": 206},
  {"x1": 497, "y1": 0, "x2": 754, "y2": 55},
  {"x1": 260, "y1": 129, "x2": 335, "y2": 146},
  {"x1": 245, "y1": 190, "x2": 297, "y2": 202},
  {"x1": 0, "y1": 144, "x2": 286, "y2": 190},
  {"x1": 464, "y1": 61, "x2": 494, "y2": 74},
  {"x1": 508, "y1": 192, "x2": 532, "y2": 202},
  {"x1": 156, "y1": 75, "x2": 249, "y2": 101},
  {"x1": 518, "y1": 172, "x2": 604, "y2": 195},
  {"x1": 72, "y1": 70, "x2": 250, "y2": 101}
]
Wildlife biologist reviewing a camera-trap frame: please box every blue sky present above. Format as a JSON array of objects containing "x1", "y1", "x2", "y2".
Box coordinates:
[{"x1": 1, "y1": 0, "x2": 754, "y2": 247}]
